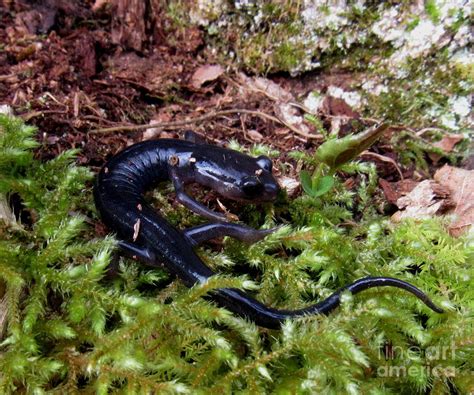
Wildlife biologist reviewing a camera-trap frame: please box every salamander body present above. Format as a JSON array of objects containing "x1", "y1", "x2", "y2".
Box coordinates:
[{"x1": 94, "y1": 137, "x2": 443, "y2": 329}]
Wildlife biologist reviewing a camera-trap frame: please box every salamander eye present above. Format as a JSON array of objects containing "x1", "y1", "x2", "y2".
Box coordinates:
[
  {"x1": 241, "y1": 177, "x2": 264, "y2": 197},
  {"x1": 256, "y1": 156, "x2": 273, "y2": 172}
]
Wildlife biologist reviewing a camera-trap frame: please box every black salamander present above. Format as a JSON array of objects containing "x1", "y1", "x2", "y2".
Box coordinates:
[{"x1": 94, "y1": 135, "x2": 443, "y2": 329}]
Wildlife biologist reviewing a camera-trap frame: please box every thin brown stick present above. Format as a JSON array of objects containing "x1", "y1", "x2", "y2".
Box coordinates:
[
  {"x1": 82, "y1": 115, "x2": 135, "y2": 126},
  {"x1": 20, "y1": 110, "x2": 68, "y2": 121},
  {"x1": 89, "y1": 109, "x2": 322, "y2": 139}
]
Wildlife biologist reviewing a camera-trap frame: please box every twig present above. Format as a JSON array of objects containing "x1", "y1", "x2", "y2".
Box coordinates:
[
  {"x1": 89, "y1": 109, "x2": 322, "y2": 139},
  {"x1": 360, "y1": 151, "x2": 404, "y2": 180},
  {"x1": 0, "y1": 74, "x2": 17, "y2": 82},
  {"x1": 20, "y1": 110, "x2": 67, "y2": 121},
  {"x1": 416, "y1": 127, "x2": 445, "y2": 136},
  {"x1": 324, "y1": 113, "x2": 382, "y2": 125},
  {"x1": 44, "y1": 92, "x2": 67, "y2": 107},
  {"x1": 82, "y1": 115, "x2": 132, "y2": 126}
]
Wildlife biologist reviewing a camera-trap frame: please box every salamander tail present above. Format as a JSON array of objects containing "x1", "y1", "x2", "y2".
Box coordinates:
[
  {"x1": 213, "y1": 276, "x2": 443, "y2": 329},
  {"x1": 338, "y1": 276, "x2": 444, "y2": 313}
]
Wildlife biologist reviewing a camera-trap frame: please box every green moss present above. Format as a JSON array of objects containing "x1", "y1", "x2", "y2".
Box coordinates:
[
  {"x1": 425, "y1": 0, "x2": 441, "y2": 23},
  {"x1": 406, "y1": 16, "x2": 421, "y2": 31},
  {"x1": 455, "y1": 61, "x2": 474, "y2": 81},
  {"x1": 273, "y1": 41, "x2": 305, "y2": 72},
  {"x1": 364, "y1": 50, "x2": 472, "y2": 128},
  {"x1": 166, "y1": 1, "x2": 191, "y2": 29},
  {"x1": 318, "y1": 36, "x2": 394, "y2": 71}
]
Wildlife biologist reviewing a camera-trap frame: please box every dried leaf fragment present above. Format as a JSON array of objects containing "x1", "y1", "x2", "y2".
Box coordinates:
[
  {"x1": 238, "y1": 74, "x2": 293, "y2": 102},
  {"x1": 216, "y1": 198, "x2": 239, "y2": 222},
  {"x1": 380, "y1": 179, "x2": 418, "y2": 205},
  {"x1": 191, "y1": 65, "x2": 224, "y2": 89},
  {"x1": 433, "y1": 134, "x2": 464, "y2": 153},
  {"x1": 391, "y1": 180, "x2": 454, "y2": 222},
  {"x1": 279, "y1": 176, "x2": 300, "y2": 197},
  {"x1": 429, "y1": 134, "x2": 464, "y2": 162},
  {"x1": 434, "y1": 165, "x2": 474, "y2": 237},
  {"x1": 391, "y1": 165, "x2": 474, "y2": 237},
  {"x1": 0, "y1": 195, "x2": 16, "y2": 227}
]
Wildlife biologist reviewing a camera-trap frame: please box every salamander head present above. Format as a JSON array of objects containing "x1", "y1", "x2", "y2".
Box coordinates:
[{"x1": 190, "y1": 148, "x2": 280, "y2": 202}]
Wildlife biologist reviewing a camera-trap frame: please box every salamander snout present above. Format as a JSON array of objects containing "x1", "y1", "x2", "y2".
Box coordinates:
[
  {"x1": 241, "y1": 176, "x2": 264, "y2": 198},
  {"x1": 240, "y1": 176, "x2": 280, "y2": 201},
  {"x1": 264, "y1": 182, "x2": 279, "y2": 196}
]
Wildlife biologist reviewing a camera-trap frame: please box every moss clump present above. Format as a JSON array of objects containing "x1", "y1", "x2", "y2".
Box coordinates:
[
  {"x1": 425, "y1": 0, "x2": 441, "y2": 23},
  {"x1": 367, "y1": 49, "x2": 471, "y2": 121},
  {"x1": 0, "y1": 115, "x2": 472, "y2": 393}
]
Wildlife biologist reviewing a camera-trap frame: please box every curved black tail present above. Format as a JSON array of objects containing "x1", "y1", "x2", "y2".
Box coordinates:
[{"x1": 211, "y1": 277, "x2": 444, "y2": 329}]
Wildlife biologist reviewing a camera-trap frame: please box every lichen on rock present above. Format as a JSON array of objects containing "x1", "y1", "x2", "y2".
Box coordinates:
[{"x1": 174, "y1": 1, "x2": 472, "y2": 131}]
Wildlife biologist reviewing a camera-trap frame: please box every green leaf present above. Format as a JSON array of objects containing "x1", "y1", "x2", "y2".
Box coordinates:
[
  {"x1": 300, "y1": 170, "x2": 315, "y2": 196},
  {"x1": 300, "y1": 172, "x2": 334, "y2": 198},
  {"x1": 312, "y1": 175, "x2": 334, "y2": 197}
]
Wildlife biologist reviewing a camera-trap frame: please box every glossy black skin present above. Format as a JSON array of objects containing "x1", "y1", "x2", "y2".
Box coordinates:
[{"x1": 94, "y1": 138, "x2": 443, "y2": 329}]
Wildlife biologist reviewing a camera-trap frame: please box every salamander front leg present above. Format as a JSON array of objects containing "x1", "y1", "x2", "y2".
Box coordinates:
[
  {"x1": 170, "y1": 168, "x2": 229, "y2": 222},
  {"x1": 118, "y1": 240, "x2": 156, "y2": 266},
  {"x1": 183, "y1": 223, "x2": 277, "y2": 247}
]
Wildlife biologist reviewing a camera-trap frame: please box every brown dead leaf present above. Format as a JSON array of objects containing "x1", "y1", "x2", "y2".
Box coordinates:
[
  {"x1": 246, "y1": 129, "x2": 263, "y2": 142},
  {"x1": 238, "y1": 73, "x2": 293, "y2": 102},
  {"x1": 391, "y1": 180, "x2": 454, "y2": 222},
  {"x1": 434, "y1": 165, "x2": 474, "y2": 237},
  {"x1": 216, "y1": 198, "x2": 239, "y2": 221},
  {"x1": 238, "y1": 73, "x2": 314, "y2": 137},
  {"x1": 433, "y1": 134, "x2": 464, "y2": 153},
  {"x1": 274, "y1": 103, "x2": 312, "y2": 136},
  {"x1": 380, "y1": 179, "x2": 397, "y2": 204},
  {"x1": 380, "y1": 179, "x2": 418, "y2": 205},
  {"x1": 143, "y1": 109, "x2": 176, "y2": 140},
  {"x1": 391, "y1": 165, "x2": 473, "y2": 237},
  {"x1": 142, "y1": 126, "x2": 160, "y2": 141},
  {"x1": 190, "y1": 65, "x2": 224, "y2": 89},
  {"x1": 429, "y1": 134, "x2": 464, "y2": 162}
]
